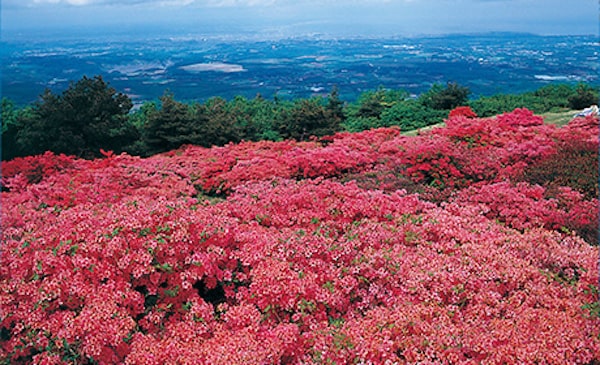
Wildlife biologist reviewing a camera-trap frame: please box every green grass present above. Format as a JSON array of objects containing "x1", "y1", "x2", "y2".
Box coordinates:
[
  {"x1": 402, "y1": 123, "x2": 445, "y2": 136},
  {"x1": 541, "y1": 109, "x2": 579, "y2": 126}
]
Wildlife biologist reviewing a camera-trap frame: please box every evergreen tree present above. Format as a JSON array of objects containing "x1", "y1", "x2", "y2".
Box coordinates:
[
  {"x1": 380, "y1": 100, "x2": 446, "y2": 130},
  {"x1": 278, "y1": 97, "x2": 340, "y2": 141},
  {"x1": 247, "y1": 94, "x2": 283, "y2": 141},
  {"x1": 421, "y1": 82, "x2": 470, "y2": 110},
  {"x1": 201, "y1": 97, "x2": 242, "y2": 147},
  {"x1": 227, "y1": 96, "x2": 256, "y2": 140},
  {"x1": 325, "y1": 86, "x2": 346, "y2": 126},
  {"x1": 15, "y1": 75, "x2": 134, "y2": 158},
  {"x1": 144, "y1": 92, "x2": 198, "y2": 154},
  {"x1": 1, "y1": 98, "x2": 23, "y2": 160},
  {"x1": 356, "y1": 92, "x2": 385, "y2": 119},
  {"x1": 568, "y1": 83, "x2": 599, "y2": 110}
]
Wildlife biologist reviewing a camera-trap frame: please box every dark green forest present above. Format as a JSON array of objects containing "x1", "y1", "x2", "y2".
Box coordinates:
[{"x1": 2, "y1": 75, "x2": 598, "y2": 160}]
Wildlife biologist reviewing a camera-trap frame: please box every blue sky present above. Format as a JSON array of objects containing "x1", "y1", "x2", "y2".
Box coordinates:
[{"x1": 2, "y1": 0, "x2": 598, "y2": 38}]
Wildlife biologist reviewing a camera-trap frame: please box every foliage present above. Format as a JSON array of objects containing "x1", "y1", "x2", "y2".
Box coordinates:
[
  {"x1": 1, "y1": 108, "x2": 598, "y2": 364},
  {"x1": 420, "y1": 82, "x2": 471, "y2": 110},
  {"x1": 353, "y1": 88, "x2": 408, "y2": 119},
  {"x1": 469, "y1": 93, "x2": 540, "y2": 116},
  {"x1": 470, "y1": 83, "x2": 600, "y2": 117},
  {"x1": 278, "y1": 95, "x2": 342, "y2": 141},
  {"x1": 533, "y1": 83, "x2": 577, "y2": 109},
  {"x1": 381, "y1": 100, "x2": 447, "y2": 131},
  {"x1": 325, "y1": 86, "x2": 346, "y2": 129},
  {"x1": 4, "y1": 78, "x2": 598, "y2": 161},
  {"x1": 201, "y1": 97, "x2": 243, "y2": 147},
  {"x1": 568, "y1": 83, "x2": 599, "y2": 110},
  {"x1": 143, "y1": 92, "x2": 199, "y2": 155},
  {"x1": 1, "y1": 98, "x2": 24, "y2": 161},
  {"x1": 343, "y1": 88, "x2": 445, "y2": 132},
  {"x1": 225, "y1": 94, "x2": 283, "y2": 142},
  {"x1": 14, "y1": 76, "x2": 136, "y2": 159}
]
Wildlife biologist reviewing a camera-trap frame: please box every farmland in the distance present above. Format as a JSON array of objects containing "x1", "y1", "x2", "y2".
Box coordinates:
[{"x1": 2, "y1": 32, "x2": 598, "y2": 106}]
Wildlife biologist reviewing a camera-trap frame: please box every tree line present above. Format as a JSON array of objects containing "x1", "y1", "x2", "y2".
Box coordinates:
[{"x1": 2, "y1": 75, "x2": 597, "y2": 160}]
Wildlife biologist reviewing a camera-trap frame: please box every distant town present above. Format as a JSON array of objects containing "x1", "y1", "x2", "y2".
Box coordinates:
[{"x1": 2, "y1": 33, "x2": 598, "y2": 106}]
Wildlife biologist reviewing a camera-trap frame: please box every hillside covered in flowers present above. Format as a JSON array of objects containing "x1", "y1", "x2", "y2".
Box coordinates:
[{"x1": 1, "y1": 108, "x2": 599, "y2": 364}]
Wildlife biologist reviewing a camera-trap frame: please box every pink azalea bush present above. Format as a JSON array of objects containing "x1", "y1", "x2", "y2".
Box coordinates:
[
  {"x1": 1, "y1": 109, "x2": 598, "y2": 364},
  {"x1": 448, "y1": 106, "x2": 477, "y2": 119}
]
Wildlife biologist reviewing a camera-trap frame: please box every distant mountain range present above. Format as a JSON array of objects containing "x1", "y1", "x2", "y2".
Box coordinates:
[{"x1": 2, "y1": 33, "x2": 598, "y2": 106}]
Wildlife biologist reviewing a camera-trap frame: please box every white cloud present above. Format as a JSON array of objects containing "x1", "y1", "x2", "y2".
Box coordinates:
[
  {"x1": 4, "y1": 0, "x2": 597, "y2": 37},
  {"x1": 18, "y1": 0, "x2": 408, "y2": 7},
  {"x1": 158, "y1": 0, "x2": 194, "y2": 5},
  {"x1": 18, "y1": 0, "x2": 194, "y2": 7},
  {"x1": 31, "y1": 0, "x2": 98, "y2": 4}
]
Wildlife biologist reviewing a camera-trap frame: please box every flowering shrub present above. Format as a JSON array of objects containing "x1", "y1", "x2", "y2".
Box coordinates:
[
  {"x1": 452, "y1": 181, "x2": 599, "y2": 245},
  {"x1": 448, "y1": 106, "x2": 477, "y2": 119},
  {"x1": 0, "y1": 151, "x2": 77, "y2": 188},
  {"x1": 1, "y1": 108, "x2": 598, "y2": 364},
  {"x1": 521, "y1": 116, "x2": 599, "y2": 201}
]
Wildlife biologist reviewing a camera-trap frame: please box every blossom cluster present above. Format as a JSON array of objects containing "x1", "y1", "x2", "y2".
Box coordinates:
[{"x1": 1, "y1": 109, "x2": 598, "y2": 364}]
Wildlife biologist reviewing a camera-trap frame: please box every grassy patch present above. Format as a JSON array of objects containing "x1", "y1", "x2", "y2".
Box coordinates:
[{"x1": 541, "y1": 109, "x2": 579, "y2": 126}]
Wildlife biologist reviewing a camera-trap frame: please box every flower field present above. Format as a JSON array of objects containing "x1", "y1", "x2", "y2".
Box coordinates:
[{"x1": 1, "y1": 108, "x2": 599, "y2": 364}]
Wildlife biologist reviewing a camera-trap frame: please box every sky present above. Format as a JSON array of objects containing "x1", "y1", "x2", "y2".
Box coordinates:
[{"x1": 1, "y1": 0, "x2": 598, "y2": 38}]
